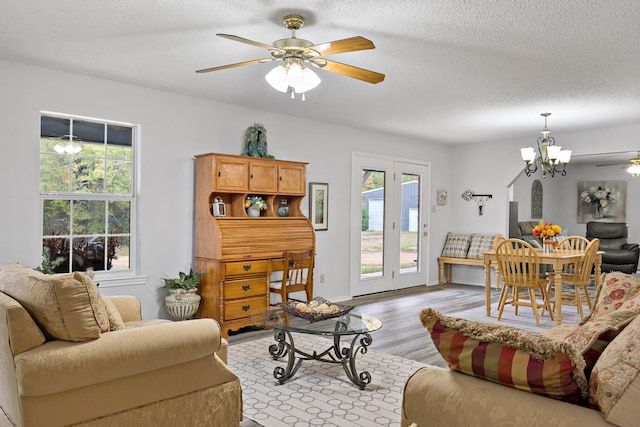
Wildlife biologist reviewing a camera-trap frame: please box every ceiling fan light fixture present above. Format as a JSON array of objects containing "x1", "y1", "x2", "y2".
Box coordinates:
[
  {"x1": 294, "y1": 67, "x2": 321, "y2": 93},
  {"x1": 265, "y1": 59, "x2": 321, "y2": 96},
  {"x1": 265, "y1": 64, "x2": 289, "y2": 92},
  {"x1": 627, "y1": 157, "x2": 640, "y2": 176}
]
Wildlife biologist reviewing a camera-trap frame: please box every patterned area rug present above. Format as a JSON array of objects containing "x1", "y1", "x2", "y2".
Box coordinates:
[{"x1": 228, "y1": 334, "x2": 427, "y2": 427}]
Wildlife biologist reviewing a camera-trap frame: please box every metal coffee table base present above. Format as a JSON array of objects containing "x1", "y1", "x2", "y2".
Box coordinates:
[{"x1": 268, "y1": 328, "x2": 373, "y2": 390}]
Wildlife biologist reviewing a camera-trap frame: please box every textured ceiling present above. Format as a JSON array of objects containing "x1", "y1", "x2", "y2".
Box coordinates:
[{"x1": 1, "y1": 1, "x2": 639, "y2": 144}]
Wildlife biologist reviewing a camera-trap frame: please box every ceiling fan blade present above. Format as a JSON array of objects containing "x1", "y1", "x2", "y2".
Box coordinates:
[
  {"x1": 596, "y1": 162, "x2": 629, "y2": 167},
  {"x1": 308, "y1": 36, "x2": 375, "y2": 56},
  {"x1": 311, "y1": 58, "x2": 385, "y2": 84},
  {"x1": 216, "y1": 34, "x2": 278, "y2": 51},
  {"x1": 196, "y1": 58, "x2": 275, "y2": 73}
]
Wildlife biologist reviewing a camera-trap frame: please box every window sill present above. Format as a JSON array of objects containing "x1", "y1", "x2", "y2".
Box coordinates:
[{"x1": 94, "y1": 275, "x2": 148, "y2": 288}]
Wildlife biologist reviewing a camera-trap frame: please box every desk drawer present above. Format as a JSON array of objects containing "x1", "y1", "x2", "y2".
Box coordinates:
[
  {"x1": 224, "y1": 296, "x2": 267, "y2": 321},
  {"x1": 224, "y1": 278, "x2": 267, "y2": 299},
  {"x1": 224, "y1": 260, "x2": 268, "y2": 276}
]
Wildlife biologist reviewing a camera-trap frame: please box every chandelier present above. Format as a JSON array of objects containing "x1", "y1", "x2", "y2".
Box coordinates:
[{"x1": 520, "y1": 113, "x2": 571, "y2": 178}]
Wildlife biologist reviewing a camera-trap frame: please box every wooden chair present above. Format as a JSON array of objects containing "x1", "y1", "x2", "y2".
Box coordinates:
[
  {"x1": 270, "y1": 249, "x2": 315, "y2": 304},
  {"x1": 495, "y1": 239, "x2": 553, "y2": 327},
  {"x1": 558, "y1": 235, "x2": 590, "y2": 251},
  {"x1": 492, "y1": 235, "x2": 506, "y2": 290},
  {"x1": 546, "y1": 238, "x2": 599, "y2": 321}
]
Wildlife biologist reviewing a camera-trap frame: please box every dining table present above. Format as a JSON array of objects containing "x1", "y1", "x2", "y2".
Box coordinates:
[{"x1": 482, "y1": 248, "x2": 603, "y2": 325}]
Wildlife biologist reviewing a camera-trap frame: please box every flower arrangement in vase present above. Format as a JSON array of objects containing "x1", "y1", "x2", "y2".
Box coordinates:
[
  {"x1": 245, "y1": 195, "x2": 267, "y2": 217},
  {"x1": 532, "y1": 221, "x2": 562, "y2": 252},
  {"x1": 580, "y1": 185, "x2": 614, "y2": 219}
]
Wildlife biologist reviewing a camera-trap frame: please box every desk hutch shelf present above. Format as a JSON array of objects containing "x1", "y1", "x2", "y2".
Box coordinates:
[{"x1": 193, "y1": 153, "x2": 315, "y2": 337}]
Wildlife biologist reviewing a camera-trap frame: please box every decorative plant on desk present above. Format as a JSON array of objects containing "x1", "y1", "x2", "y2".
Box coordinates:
[
  {"x1": 245, "y1": 195, "x2": 267, "y2": 217},
  {"x1": 162, "y1": 268, "x2": 203, "y2": 321}
]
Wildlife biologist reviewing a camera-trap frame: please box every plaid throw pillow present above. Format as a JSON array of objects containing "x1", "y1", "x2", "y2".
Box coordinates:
[
  {"x1": 421, "y1": 308, "x2": 588, "y2": 403},
  {"x1": 466, "y1": 234, "x2": 497, "y2": 259},
  {"x1": 440, "y1": 233, "x2": 472, "y2": 258}
]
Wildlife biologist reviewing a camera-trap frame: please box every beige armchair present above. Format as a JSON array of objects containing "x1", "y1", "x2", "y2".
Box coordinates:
[{"x1": 0, "y1": 264, "x2": 242, "y2": 427}]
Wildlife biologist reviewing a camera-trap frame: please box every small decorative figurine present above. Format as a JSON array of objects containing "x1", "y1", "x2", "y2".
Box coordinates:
[{"x1": 242, "y1": 123, "x2": 275, "y2": 159}]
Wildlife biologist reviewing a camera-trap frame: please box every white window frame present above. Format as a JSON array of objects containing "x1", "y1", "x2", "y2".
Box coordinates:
[{"x1": 39, "y1": 111, "x2": 143, "y2": 286}]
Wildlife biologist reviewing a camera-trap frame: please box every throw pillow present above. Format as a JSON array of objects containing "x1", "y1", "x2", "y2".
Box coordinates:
[
  {"x1": 420, "y1": 308, "x2": 588, "y2": 402},
  {"x1": 564, "y1": 309, "x2": 638, "y2": 376},
  {"x1": 0, "y1": 265, "x2": 107, "y2": 341},
  {"x1": 584, "y1": 271, "x2": 640, "y2": 323},
  {"x1": 522, "y1": 237, "x2": 542, "y2": 248},
  {"x1": 440, "y1": 233, "x2": 472, "y2": 258},
  {"x1": 101, "y1": 296, "x2": 125, "y2": 331},
  {"x1": 466, "y1": 234, "x2": 497, "y2": 259},
  {"x1": 589, "y1": 314, "x2": 640, "y2": 426}
]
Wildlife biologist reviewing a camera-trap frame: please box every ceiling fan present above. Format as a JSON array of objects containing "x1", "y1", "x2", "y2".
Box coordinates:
[
  {"x1": 596, "y1": 151, "x2": 640, "y2": 176},
  {"x1": 196, "y1": 14, "x2": 385, "y2": 99}
]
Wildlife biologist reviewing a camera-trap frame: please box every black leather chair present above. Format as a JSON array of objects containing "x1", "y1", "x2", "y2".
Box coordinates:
[{"x1": 586, "y1": 222, "x2": 640, "y2": 274}]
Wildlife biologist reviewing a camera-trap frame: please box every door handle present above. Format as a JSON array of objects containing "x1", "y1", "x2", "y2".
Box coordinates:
[
  {"x1": 242, "y1": 305, "x2": 250, "y2": 311},
  {"x1": 243, "y1": 265, "x2": 252, "y2": 271},
  {"x1": 242, "y1": 284, "x2": 250, "y2": 291}
]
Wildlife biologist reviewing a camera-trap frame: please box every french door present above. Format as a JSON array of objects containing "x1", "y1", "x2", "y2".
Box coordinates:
[{"x1": 350, "y1": 153, "x2": 430, "y2": 297}]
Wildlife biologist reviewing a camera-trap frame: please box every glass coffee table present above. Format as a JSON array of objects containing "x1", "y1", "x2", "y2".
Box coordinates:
[{"x1": 256, "y1": 308, "x2": 383, "y2": 389}]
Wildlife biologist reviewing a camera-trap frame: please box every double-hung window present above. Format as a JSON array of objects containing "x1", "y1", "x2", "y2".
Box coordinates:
[{"x1": 39, "y1": 112, "x2": 137, "y2": 277}]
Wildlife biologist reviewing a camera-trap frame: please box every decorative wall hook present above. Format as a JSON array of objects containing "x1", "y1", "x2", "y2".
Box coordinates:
[{"x1": 461, "y1": 190, "x2": 493, "y2": 215}]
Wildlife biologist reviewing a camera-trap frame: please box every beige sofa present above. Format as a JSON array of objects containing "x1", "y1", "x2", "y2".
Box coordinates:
[
  {"x1": 0, "y1": 264, "x2": 242, "y2": 427},
  {"x1": 402, "y1": 271, "x2": 640, "y2": 427}
]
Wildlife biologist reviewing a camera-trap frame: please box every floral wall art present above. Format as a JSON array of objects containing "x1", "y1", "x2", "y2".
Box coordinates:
[{"x1": 577, "y1": 181, "x2": 627, "y2": 223}]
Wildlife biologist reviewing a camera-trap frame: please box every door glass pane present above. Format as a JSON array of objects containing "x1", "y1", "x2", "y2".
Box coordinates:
[
  {"x1": 400, "y1": 173, "x2": 420, "y2": 274},
  {"x1": 361, "y1": 169, "x2": 385, "y2": 278}
]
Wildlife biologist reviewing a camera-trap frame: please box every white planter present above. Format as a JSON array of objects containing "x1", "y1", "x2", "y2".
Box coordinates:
[
  {"x1": 247, "y1": 208, "x2": 261, "y2": 217},
  {"x1": 164, "y1": 289, "x2": 201, "y2": 321}
]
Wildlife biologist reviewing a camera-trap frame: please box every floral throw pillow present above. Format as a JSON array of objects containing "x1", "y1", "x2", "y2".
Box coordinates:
[
  {"x1": 589, "y1": 314, "x2": 640, "y2": 425},
  {"x1": 585, "y1": 272, "x2": 640, "y2": 322},
  {"x1": 420, "y1": 308, "x2": 588, "y2": 403},
  {"x1": 564, "y1": 309, "x2": 638, "y2": 376}
]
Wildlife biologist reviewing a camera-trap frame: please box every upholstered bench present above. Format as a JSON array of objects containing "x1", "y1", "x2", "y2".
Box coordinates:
[{"x1": 437, "y1": 232, "x2": 499, "y2": 286}]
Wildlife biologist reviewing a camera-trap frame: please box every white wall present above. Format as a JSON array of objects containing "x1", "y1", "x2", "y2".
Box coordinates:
[
  {"x1": 0, "y1": 59, "x2": 451, "y2": 318},
  {"x1": 513, "y1": 162, "x2": 640, "y2": 240},
  {"x1": 447, "y1": 123, "x2": 640, "y2": 285},
  {"x1": 3, "y1": 59, "x2": 638, "y2": 317}
]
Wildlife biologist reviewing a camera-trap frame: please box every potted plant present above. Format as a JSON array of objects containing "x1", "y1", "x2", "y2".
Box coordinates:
[
  {"x1": 162, "y1": 268, "x2": 203, "y2": 320},
  {"x1": 245, "y1": 195, "x2": 267, "y2": 217}
]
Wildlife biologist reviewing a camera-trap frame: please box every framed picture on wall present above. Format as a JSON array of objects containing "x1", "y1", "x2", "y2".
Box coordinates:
[
  {"x1": 577, "y1": 180, "x2": 627, "y2": 223},
  {"x1": 309, "y1": 182, "x2": 328, "y2": 231}
]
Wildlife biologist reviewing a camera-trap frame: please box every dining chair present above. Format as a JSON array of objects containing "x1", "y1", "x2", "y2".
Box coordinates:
[
  {"x1": 492, "y1": 235, "x2": 506, "y2": 290},
  {"x1": 270, "y1": 249, "x2": 315, "y2": 305},
  {"x1": 495, "y1": 239, "x2": 553, "y2": 327},
  {"x1": 558, "y1": 235, "x2": 590, "y2": 251},
  {"x1": 546, "y1": 238, "x2": 599, "y2": 321}
]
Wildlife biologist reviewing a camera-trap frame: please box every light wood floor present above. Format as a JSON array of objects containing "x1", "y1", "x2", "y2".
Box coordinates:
[
  {"x1": 227, "y1": 283, "x2": 490, "y2": 365},
  {"x1": 232, "y1": 284, "x2": 489, "y2": 427}
]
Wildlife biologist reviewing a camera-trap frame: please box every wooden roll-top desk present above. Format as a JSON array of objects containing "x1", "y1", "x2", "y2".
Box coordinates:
[{"x1": 193, "y1": 153, "x2": 315, "y2": 337}]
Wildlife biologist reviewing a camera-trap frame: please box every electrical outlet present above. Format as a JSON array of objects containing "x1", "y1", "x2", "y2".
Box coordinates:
[{"x1": 319, "y1": 274, "x2": 325, "y2": 283}]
